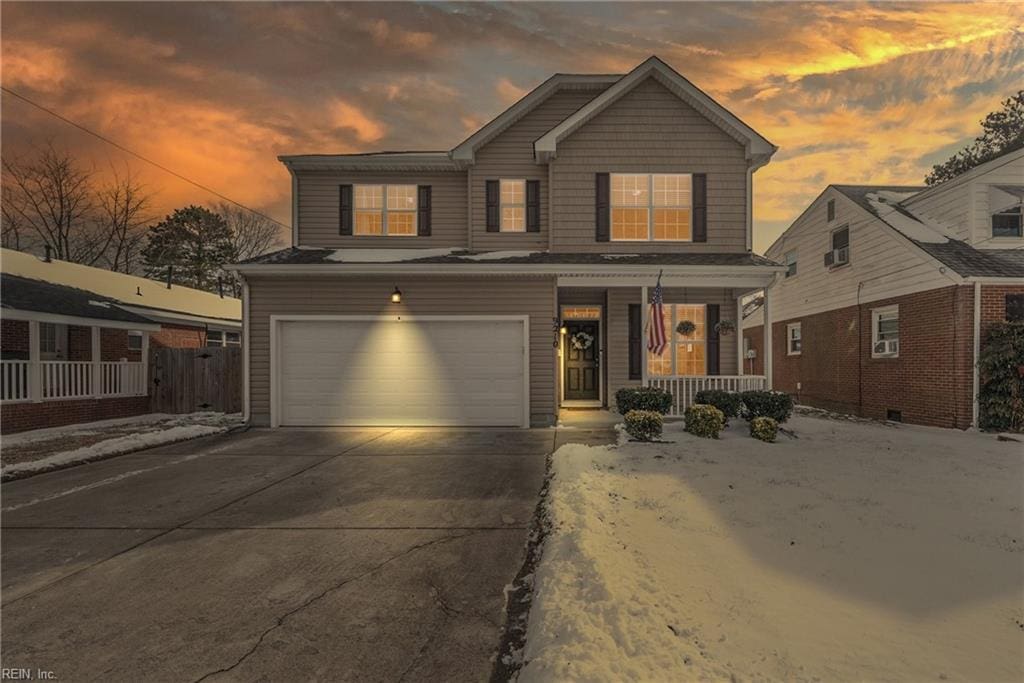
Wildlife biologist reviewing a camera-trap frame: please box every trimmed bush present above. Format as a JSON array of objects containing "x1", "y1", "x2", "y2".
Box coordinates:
[
  {"x1": 624, "y1": 410, "x2": 663, "y2": 441},
  {"x1": 740, "y1": 390, "x2": 794, "y2": 423},
  {"x1": 694, "y1": 389, "x2": 743, "y2": 421},
  {"x1": 615, "y1": 386, "x2": 673, "y2": 415},
  {"x1": 749, "y1": 416, "x2": 778, "y2": 442},
  {"x1": 978, "y1": 322, "x2": 1024, "y2": 432},
  {"x1": 684, "y1": 403, "x2": 725, "y2": 439}
]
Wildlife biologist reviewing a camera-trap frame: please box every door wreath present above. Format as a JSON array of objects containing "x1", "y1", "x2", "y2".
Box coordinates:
[{"x1": 570, "y1": 331, "x2": 594, "y2": 351}]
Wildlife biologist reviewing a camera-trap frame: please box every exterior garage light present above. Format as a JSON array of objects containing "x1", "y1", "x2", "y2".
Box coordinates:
[{"x1": 390, "y1": 286, "x2": 402, "y2": 304}]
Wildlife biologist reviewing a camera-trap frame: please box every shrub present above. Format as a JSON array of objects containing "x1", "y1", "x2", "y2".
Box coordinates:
[
  {"x1": 740, "y1": 390, "x2": 794, "y2": 423},
  {"x1": 615, "y1": 386, "x2": 673, "y2": 415},
  {"x1": 624, "y1": 410, "x2": 663, "y2": 441},
  {"x1": 749, "y1": 416, "x2": 778, "y2": 442},
  {"x1": 694, "y1": 389, "x2": 743, "y2": 421},
  {"x1": 684, "y1": 404, "x2": 725, "y2": 439},
  {"x1": 978, "y1": 322, "x2": 1024, "y2": 432}
]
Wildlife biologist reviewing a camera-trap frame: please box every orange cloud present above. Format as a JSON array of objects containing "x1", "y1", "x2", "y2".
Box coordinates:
[
  {"x1": 496, "y1": 77, "x2": 527, "y2": 104},
  {"x1": 328, "y1": 100, "x2": 386, "y2": 143},
  {"x1": 2, "y1": 41, "x2": 69, "y2": 93}
]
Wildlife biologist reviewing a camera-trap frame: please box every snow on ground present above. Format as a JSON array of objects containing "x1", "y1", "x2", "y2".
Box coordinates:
[
  {"x1": 1, "y1": 412, "x2": 242, "y2": 479},
  {"x1": 519, "y1": 415, "x2": 1023, "y2": 682}
]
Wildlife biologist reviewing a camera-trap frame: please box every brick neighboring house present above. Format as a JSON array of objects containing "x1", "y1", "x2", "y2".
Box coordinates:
[
  {"x1": 1, "y1": 248, "x2": 242, "y2": 433},
  {"x1": 742, "y1": 148, "x2": 1024, "y2": 429}
]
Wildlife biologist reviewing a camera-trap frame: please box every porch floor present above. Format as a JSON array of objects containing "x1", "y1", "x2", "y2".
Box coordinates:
[{"x1": 557, "y1": 408, "x2": 622, "y2": 429}]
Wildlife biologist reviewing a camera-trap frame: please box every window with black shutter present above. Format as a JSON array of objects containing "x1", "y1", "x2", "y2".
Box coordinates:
[{"x1": 628, "y1": 304, "x2": 641, "y2": 379}]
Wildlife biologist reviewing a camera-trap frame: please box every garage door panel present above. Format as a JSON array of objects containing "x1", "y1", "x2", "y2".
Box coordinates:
[{"x1": 277, "y1": 319, "x2": 526, "y2": 427}]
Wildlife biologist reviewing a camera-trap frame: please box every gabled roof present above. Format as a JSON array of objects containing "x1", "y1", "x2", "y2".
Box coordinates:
[
  {"x1": 903, "y1": 145, "x2": 1024, "y2": 209},
  {"x1": 831, "y1": 185, "x2": 1024, "y2": 278},
  {"x1": 450, "y1": 73, "x2": 619, "y2": 163},
  {"x1": 1, "y1": 274, "x2": 158, "y2": 326},
  {"x1": 1, "y1": 248, "x2": 241, "y2": 322},
  {"x1": 533, "y1": 56, "x2": 777, "y2": 167}
]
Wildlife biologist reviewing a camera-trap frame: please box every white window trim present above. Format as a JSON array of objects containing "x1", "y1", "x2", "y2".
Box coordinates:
[
  {"x1": 828, "y1": 225, "x2": 851, "y2": 268},
  {"x1": 500, "y1": 179, "x2": 526, "y2": 232},
  {"x1": 871, "y1": 305, "x2": 900, "y2": 358},
  {"x1": 610, "y1": 173, "x2": 693, "y2": 243},
  {"x1": 784, "y1": 250, "x2": 798, "y2": 278},
  {"x1": 127, "y1": 331, "x2": 143, "y2": 351},
  {"x1": 786, "y1": 322, "x2": 802, "y2": 356},
  {"x1": 354, "y1": 184, "x2": 418, "y2": 237},
  {"x1": 647, "y1": 303, "x2": 707, "y2": 376},
  {"x1": 990, "y1": 204, "x2": 1023, "y2": 239}
]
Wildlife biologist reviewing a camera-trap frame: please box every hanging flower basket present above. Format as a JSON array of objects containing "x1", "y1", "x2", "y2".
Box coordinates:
[
  {"x1": 714, "y1": 319, "x2": 736, "y2": 335},
  {"x1": 676, "y1": 320, "x2": 697, "y2": 336},
  {"x1": 570, "y1": 331, "x2": 594, "y2": 351}
]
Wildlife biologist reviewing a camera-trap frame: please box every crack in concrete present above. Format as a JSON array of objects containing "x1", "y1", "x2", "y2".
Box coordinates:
[{"x1": 191, "y1": 530, "x2": 482, "y2": 683}]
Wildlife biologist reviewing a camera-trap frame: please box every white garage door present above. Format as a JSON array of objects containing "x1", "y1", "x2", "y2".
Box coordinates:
[{"x1": 275, "y1": 317, "x2": 527, "y2": 427}]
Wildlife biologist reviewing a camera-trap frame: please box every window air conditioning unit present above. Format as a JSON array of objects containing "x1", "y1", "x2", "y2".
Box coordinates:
[
  {"x1": 873, "y1": 339, "x2": 899, "y2": 355},
  {"x1": 824, "y1": 246, "x2": 849, "y2": 267}
]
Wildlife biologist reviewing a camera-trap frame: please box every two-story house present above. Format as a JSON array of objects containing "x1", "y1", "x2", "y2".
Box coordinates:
[
  {"x1": 743, "y1": 147, "x2": 1024, "y2": 429},
  {"x1": 231, "y1": 56, "x2": 785, "y2": 428}
]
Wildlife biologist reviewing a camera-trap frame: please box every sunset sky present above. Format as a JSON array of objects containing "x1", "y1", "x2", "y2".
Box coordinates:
[{"x1": 3, "y1": 1, "x2": 1022, "y2": 252}]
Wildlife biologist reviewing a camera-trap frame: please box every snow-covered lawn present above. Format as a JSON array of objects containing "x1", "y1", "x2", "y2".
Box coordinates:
[
  {"x1": 1, "y1": 412, "x2": 242, "y2": 480},
  {"x1": 519, "y1": 415, "x2": 1023, "y2": 682}
]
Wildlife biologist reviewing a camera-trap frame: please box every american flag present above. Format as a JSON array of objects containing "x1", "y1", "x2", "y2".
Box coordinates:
[{"x1": 647, "y1": 273, "x2": 668, "y2": 356}]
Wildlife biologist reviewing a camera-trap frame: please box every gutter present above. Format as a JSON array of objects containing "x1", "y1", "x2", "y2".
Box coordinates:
[
  {"x1": 972, "y1": 281, "x2": 981, "y2": 428},
  {"x1": 226, "y1": 262, "x2": 787, "y2": 277}
]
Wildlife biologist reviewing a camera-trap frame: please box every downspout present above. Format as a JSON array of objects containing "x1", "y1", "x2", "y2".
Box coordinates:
[
  {"x1": 856, "y1": 281, "x2": 864, "y2": 418},
  {"x1": 972, "y1": 281, "x2": 981, "y2": 429},
  {"x1": 746, "y1": 166, "x2": 754, "y2": 252},
  {"x1": 242, "y1": 276, "x2": 251, "y2": 425},
  {"x1": 288, "y1": 167, "x2": 298, "y2": 247}
]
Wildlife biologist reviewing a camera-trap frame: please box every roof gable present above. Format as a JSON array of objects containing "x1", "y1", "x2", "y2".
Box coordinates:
[
  {"x1": 533, "y1": 56, "x2": 776, "y2": 167},
  {"x1": 450, "y1": 74, "x2": 619, "y2": 163}
]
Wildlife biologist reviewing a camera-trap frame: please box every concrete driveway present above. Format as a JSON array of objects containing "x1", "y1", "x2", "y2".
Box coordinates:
[{"x1": 1, "y1": 426, "x2": 610, "y2": 681}]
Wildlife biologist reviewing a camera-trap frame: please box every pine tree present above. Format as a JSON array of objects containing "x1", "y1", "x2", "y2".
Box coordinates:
[
  {"x1": 926, "y1": 91, "x2": 1024, "y2": 185},
  {"x1": 142, "y1": 205, "x2": 234, "y2": 292}
]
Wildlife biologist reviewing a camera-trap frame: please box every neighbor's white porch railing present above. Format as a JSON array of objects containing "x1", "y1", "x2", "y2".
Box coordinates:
[
  {"x1": 1, "y1": 360, "x2": 146, "y2": 402},
  {"x1": 648, "y1": 375, "x2": 766, "y2": 417}
]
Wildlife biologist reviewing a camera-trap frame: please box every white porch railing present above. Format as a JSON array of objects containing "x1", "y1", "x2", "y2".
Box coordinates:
[
  {"x1": 1, "y1": 360, "x2": 147, "y2": 402},
  {"x1": 648, "y1": 375, "x2": 767, "y2": 417}
]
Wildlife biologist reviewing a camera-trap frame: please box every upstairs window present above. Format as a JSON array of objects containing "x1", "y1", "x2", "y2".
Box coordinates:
[
  {"x1": 992, "y1": 206, "x2": 1022, "y2": 238},
  {"x1": 784, "y1": 250, "x2": 798, "y2": 278},
  {"x1": 500, "y1": 179, "x2": 526, "y2": 232},
  {"x1": 354, "y1": 184, "x2": 417, "y2": 236},
  {"x1": 826, "y1": 226, "x2": 850, "y2": 268},
  {"x1": 872, "y1": 306, "x2": 899, "y2": 358},
  {"x1": 611, "y1": 174, "x2": 692, "y2": 242}
]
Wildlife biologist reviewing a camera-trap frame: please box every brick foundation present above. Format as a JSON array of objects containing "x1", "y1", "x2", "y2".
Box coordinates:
[{"x1": 1, "y1": 395, "x2": 150, "y2": 434}]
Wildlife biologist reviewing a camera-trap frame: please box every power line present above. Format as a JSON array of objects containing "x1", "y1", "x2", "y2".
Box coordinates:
[{"x1": 1, "y1": 85, "x2": 291, "y2": 231}]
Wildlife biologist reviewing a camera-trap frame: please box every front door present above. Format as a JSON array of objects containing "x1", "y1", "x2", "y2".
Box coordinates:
[{"x1": 564, "y1": 321, "x2": 600, "y2": 401}]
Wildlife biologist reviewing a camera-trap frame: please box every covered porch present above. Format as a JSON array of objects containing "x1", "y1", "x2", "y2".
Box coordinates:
[{"x1": 556, "y1": 268, "x2": 780, "y2": 417}]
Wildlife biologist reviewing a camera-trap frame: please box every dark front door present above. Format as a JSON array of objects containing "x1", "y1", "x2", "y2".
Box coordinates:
[{"x1": 564, "y1": 321, "x2": 600, "y2": 401}]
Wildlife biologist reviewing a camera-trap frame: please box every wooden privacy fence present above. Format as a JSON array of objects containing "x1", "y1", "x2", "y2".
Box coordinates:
[{"x1": 149, "y1": 347, "x2": 242, "y2": 414}]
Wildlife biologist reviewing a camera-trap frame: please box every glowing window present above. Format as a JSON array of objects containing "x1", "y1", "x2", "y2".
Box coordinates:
[
  {"x1": 353, "y1": 184, "x2": 416, "y2": 236},
  {"x1": 500, "y1": 179, "x2": 526, "y2": 232},
  {"x1": 561, "y1": 306, "x2": 602, "y2": 320},
  {"x1": 612, "y1": 174, "x2": 692, "y2": 241},
  {"x1": 647, "y1": 304, "x2": 707, "y2": 376}
]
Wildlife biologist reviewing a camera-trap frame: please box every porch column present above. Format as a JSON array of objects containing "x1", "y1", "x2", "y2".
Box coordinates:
[
  {"x1": 91, "y1": 326, "x2": 102, "y2": 398},
  {"x1": 140, "y1": 331, "x2": 150, "y2": 397},
  {"x1": 28, "y1": 320, "x2": 41, "y2": 402},
  {"x1": 762, "y1": 287, "x2": 773, "y2": 389},
  {"x1": 736, "y1": 297, "x2": 745, "y2": 376},
  {"x1": 640, "y1": 285, "x2": 648, "y2": 386}
]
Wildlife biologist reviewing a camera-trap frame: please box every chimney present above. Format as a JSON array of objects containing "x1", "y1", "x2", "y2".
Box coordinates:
[
  {"x1": 43, "y1": 245, "x2": 52, "y2": 263},
  {"x1": 166, "y1": 265, "x2": 173, "y2": 289}
]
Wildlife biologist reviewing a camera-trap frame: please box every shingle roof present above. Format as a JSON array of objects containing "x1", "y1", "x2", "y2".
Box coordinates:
[
  {"x1": 1, "y1": 274, "x2": 157, "y2": 324},
  {"x1": 239, "y1": 248, "x2": 783, "y2": 268},
  {"x1": 832, "y1": 185, "x2": 1024, "y2": 278}
]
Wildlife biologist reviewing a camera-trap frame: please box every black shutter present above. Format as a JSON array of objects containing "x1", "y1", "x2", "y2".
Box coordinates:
[
  {"x1": 485, "y1": 180, "x2": 500, "y2": 232},
  {"x1": 339, "y1": 184, "x2": 353, "y2": 235},
  {"x1": 706, "y1": 303, "x2": 720, "y2": 375},
  {"x1": 596, "y1": 172, "x2": 610, "y2": 242},
  {"x1": 692, "y1": 173, "x2": 707, "y2": 242},
  {"x1": 417, "y1": 185, "x2": 432, "y2": 236},
  {"x1": 628, "y1": 303, "x2": 642, "y2": 380},
  {"x1": 526, "y1": 180, "x2": 540, "y2": 232}
]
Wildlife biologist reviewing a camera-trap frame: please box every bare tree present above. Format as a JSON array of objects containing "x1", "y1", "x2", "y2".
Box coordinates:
[
  {"x1": 96, "y1": 166, "x2": 153, "y2": 273},
  {"x1": 213, "y1": 201, "x2": 284, "y2": 262},
  {"x1": 1, "y1": 181, "x2": 27, "y2": 250},
  {"x1": 1, "y1": 143, "x2": 105, "y2": 264}
]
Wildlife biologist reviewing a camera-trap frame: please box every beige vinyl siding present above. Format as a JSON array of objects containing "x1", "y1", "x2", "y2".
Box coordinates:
[
  {"x1": 469, "y1": 86, "x2": 608, "y2": 250},
  {"x1": 295, "y1": 170, "x2": 468, "y2": 248},
  {"x1": 550, "y1": 77, "x2": 749, "y2": 253},
  {"x1": 246, "y1": 275, "x2": 557, "y2": 426},
  {"x1": 605, "y1": 286, "x2": 740, "y2": 403},
  {"x1": 765, "y1": 188, "x2": 954, "y2": 324}
]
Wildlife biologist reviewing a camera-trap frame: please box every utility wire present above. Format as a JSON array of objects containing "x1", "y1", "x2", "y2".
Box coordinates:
[{"x1": 1, "y1": 85, "x2": 291, "y2": 231}]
